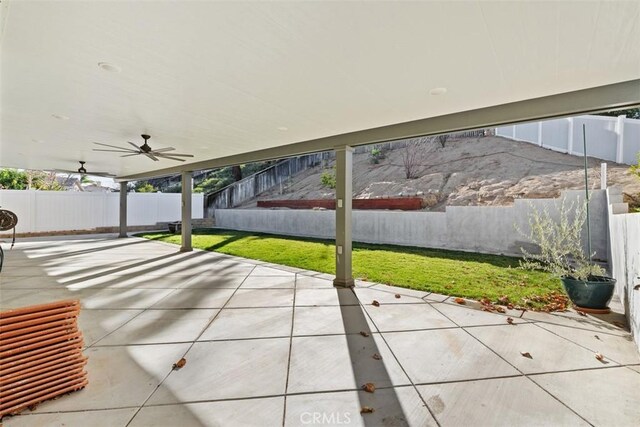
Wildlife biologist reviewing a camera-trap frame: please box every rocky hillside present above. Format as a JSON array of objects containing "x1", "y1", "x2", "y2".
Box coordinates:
[{"x1": 244, "y1": 136, "x2": 640, "y2": 211}]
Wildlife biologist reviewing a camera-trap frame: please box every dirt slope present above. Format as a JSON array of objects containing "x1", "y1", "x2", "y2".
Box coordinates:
[{"x1": 244, "y1": 136, "x2": 640, "y2": 211}]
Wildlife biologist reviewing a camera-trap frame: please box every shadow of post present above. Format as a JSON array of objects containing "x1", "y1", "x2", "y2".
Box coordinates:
[{"x1": 337, "y1": 288, "x2": 409, "y2": 426}]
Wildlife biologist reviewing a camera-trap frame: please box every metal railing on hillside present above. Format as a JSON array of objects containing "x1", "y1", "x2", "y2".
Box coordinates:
[{"x1": 204, "y1": 152, "x2": 331, "y2": 215}]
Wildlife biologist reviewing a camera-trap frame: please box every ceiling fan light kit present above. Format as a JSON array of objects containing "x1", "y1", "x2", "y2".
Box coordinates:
[{"x1": 93, "y1": 134, "x2": 194, "y2": 162}]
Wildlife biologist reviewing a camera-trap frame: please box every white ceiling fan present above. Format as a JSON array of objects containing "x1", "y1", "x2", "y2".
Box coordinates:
[{"x1": 93, "y1": 134, "x2": 194, "y2": 162}]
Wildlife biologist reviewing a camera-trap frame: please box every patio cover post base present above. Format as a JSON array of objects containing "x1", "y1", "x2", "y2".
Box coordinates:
[
  {"x1": 333, "y1": 277, "x2": 355, "y2": 288},
  {"x1": 334, "y1": 146, "x2": 354, "y2": 288}
]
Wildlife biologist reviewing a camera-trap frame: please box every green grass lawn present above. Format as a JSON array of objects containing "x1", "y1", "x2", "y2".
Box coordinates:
[{"x1": 139, "y1": 228, "x2": 561, "y2": 309}]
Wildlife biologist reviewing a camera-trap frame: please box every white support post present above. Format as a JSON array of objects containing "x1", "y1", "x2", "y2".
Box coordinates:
[
  {"x1": 615, "y1": 115, "x2": 625, "y2": 163},
  {"x1": 119, "y1": 182, "x2": 128, "y2": 238},
  {"x1": 333, "y1": 146, "x2": 354, "y2": 288},
  {"x1": 600, "y1": 163, "x2": 607, "y2": 190},
  {"x1": 537, "y1": 122, "x2": 543, "y2": 147},
  {"x1": 180, "y1": 172, "x2": 192, "y2": 252},
  {"x1": 511, "y1": 125, "x2": 516, "y2": 139},
  {"x1": 567, "y1": 117, "x2": 574, "y2": 154}
]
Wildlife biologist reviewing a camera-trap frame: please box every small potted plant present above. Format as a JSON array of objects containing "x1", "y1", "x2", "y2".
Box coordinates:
[{"x1": 518, "y1": 198, "x2": 616, "y2": 313}]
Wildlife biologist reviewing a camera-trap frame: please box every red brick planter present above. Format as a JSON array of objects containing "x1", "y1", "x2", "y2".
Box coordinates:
[{"x1": 257, "y1": 197, "x2": 423, "y2": 211}]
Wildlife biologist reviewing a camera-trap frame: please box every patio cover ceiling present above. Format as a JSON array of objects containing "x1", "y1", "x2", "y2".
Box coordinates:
[{"x1": 1, "y1": 1, "x2": 639, "y2": 181}]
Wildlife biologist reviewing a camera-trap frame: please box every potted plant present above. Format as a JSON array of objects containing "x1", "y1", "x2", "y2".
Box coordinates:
[{"x1": 518, "y1": 198, "x2": 616, "y2": 313}]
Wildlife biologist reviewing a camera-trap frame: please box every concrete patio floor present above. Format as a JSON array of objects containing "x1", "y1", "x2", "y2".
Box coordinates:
[{"x1": 1, "y1": 235, "x2": 639, "y2": 427}]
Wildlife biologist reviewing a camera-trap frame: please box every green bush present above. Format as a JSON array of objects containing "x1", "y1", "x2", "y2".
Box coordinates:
[
  {"x1": 0, "y1": 169, "x2": 28, "y2": 190},
  {"x1": 369, "y1": 148, "x2": 384, "y2": 164},
  {"x1": 320, "y1": 169, "x2": 336, "y2": 189},
  {"x1": 135, "y1": 183, "x2": 157, "y2": 193}
]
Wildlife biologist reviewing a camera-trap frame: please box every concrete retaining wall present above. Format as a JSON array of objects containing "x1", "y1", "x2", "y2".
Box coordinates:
[
  {"x1": 216, "y1": 190, "x2": 608, "y2": 259},
  {"x1": 607, "y1": 188, "x2": 640, "y2": 352}
]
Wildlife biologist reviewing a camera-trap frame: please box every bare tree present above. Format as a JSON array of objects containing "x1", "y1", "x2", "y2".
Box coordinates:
[
  {"x1": 437, "y1": 134, "x2": 448, "y2": 148},
  {"x1": 401, "y1": 137, "x2": 428, "y2": 179}
]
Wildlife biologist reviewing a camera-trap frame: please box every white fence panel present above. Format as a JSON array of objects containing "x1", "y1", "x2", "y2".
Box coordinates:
[
  {"x1": 497, "y1": 115, "x2": 639, "y2": 164},
  {"x1": 623, "y1": 119, "x2": 640, "y2": 163},
  {"x1": 541, "y1": 119, "x2": 570, "y2": 152},
  {"x1": 0, "y1": 190, "x2": 203, "y2": 233},
  {"x1": 514, "y1": 122, "x2": 539, "y2": 144}
]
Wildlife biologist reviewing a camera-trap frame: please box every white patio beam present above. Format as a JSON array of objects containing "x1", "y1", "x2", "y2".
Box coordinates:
[
  {"x1": 117, "y1": 79, "x2": 640, "y2": 182},
  {"x1": 118, "y1": 181, "x2": 127, "y2": 238},
  {"x1": 334, "y1": 146, "x2": 354, "y2": 288},
  {"x1": 181, "y1": 171, "x2": 193, "y2": 252}
]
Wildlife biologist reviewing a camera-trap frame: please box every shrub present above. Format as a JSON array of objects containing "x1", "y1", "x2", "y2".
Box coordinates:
[
  {"x1": 320, "y1": 169, "x2": 336, "y2": 189},
  {"x1": 369, "y1": 148, "x2": 384, "y2": 164},
  {"x1": 135, "y1": 183, "x2": 157, "y2": 193},
  {"x1": 517, "y1": 198, "x2": 604, "y2": 280}
]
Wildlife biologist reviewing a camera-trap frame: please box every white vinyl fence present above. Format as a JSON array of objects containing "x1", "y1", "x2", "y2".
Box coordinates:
[
  {"x1": 0, "y1": 190, "x2": 203, "y2": 233},
  {"x1": 496, "y1": 115, "x2": 640, "y2": 165}
]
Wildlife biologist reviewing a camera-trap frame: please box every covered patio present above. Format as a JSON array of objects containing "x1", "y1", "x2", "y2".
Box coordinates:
[
  {"x1": 2, "y1": 1, "x2": 640, "y2": 425},
  {"x1": 1, "y1": 235, "x2": 639, "y2": 426}
]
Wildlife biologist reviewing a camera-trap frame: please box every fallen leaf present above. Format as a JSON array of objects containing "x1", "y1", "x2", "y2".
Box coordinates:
[
  {"x1": 454, "y1": 297, "x2": 466, "y2": 305},
  {"x1": 172, "y1": 358, "x2": 187, "y2": 370},
  {"x1": 498, "y1": 295, "x2": 510, "y2": 304},
  {"x1": 520, "y1": 351, "x2": 533, "y2": 359},
  {"x1": 495, "y1": 306, "x2": 506, "y2": 313},
  {"x1": 372, "y1": 300, "x2": 380, "y2": 307},
  {"x1": 577, "y1": 310, "x2": 586, "y2": 316},
  {"x1": 372, "y1": 353, "x2": 382, "y2": 360},
  {"x1": 359, "y1": 331, "x2": 370, "y2": 337},
  {"x1": 594, "y1": 335, "x2": 600, "y2": 340},
  {"x1": 634, "y1": 284, "x2": 640, "y2": 290},
  {"x1": 360, "y1": 406, "x2": 375, "y2": 414},
  {"x1": 395, "y1": 294, "x2": 401, "y2": 299},
  {"x1": 595, "y1": 353, "x2": 605, "y2": 362},
  {"x1": 361, "y1": 383, "x2": 376, "y2": 393},
  {"x1": 506, "y1": 317, "x2": 514, "y2": 325}
]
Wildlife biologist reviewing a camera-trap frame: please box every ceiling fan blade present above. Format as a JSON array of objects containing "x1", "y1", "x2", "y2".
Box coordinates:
[
  {"x1": 154, "y1": 154, "x2": 187, "y2": 162},
  {"x1": 128, "y1": 141, "x2": 142, "y2": 151},
  {"x1": 153, "y1": 152, "x2": 194, "y2": 157},
  {"x1": 144, "y1": 152, "x2": 159, "y2": 161},
  {"x1": 120, "y1": 153, "x2": 141, "y2": 157},
  {"x1": 93, "y1": 142, "x2": 138, "y2": 152},
  {"x1": 92, "y1": 172, "x2": 116, "y2": 177},
  {"x1": 93, "y1": 149, "x2": 135, "y2": 153},
  {"x1": 151, "y1": 147, "x2": 176, "y2": 153},
  {"x1": 53, "y1": 169, "x2": 78, "y2": 174}
]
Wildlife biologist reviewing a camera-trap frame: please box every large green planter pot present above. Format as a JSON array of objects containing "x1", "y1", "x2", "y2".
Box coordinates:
[{"x1": 561, "y1": 276, "x2": 616, "y2": 309}]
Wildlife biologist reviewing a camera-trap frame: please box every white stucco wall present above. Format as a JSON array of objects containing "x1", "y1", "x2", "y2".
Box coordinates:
[{"x1": 607, "y1": 189, "x2": 640, "y2": 352}]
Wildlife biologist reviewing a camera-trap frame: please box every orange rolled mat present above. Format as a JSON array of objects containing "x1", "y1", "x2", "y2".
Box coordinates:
[{"x1": 0, "y1": 299, "x2": 88, "y2": 419}]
